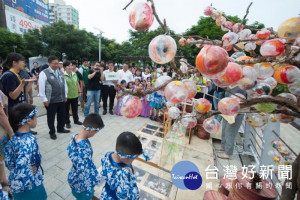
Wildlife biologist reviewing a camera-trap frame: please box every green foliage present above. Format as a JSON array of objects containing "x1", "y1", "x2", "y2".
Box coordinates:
[
  {"x1": 0, "y1": 28, "x2": 24, "y2": 58},
  {"x1": 271, "y1": 84, "x2": 289, "y2": 96}
]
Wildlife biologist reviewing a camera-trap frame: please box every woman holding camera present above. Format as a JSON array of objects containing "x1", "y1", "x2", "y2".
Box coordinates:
[{"x1": 84, "y1": 62, "x2": 103, "y2": 116}]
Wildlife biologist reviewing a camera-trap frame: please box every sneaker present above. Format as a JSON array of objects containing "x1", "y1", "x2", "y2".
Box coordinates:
[
  {"x1": 217, "y1": 153, "x2": 232, "y2": 159},
  {"x1": 50, "y1": 134, "x2": 57, "y2": 140},
  {"x1": 109, "y1": 110, "x2": 114, "y2": 115},
  {"x1": 57, "y1": 129, "x2": 70, "y2": 133},
  {"x1": 74, "y1": 121, "x2": 83, "y2": 125},
  {"x1": 103, "y1": 110, "x2": 107, "y2": 115},
  {"x1": 66, "y1": 123, "x2": 71, "y2": 129}
]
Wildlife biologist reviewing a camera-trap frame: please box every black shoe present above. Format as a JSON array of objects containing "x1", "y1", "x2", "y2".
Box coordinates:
[
  {"x1": 50, "y1": 134, "x2": 57, "y2": 140},
  {"x1": 31, "y1": 131, "x2": 37, "y2": 135},
  {"x1": 74, "y1": 121, "x2": 83, "y2": 125},
  {"x1": 57, "y1": 129, "x2": 70, "y2": 133},
  {"x1": 109, "y1": 110, "x2": 114, "y2": 115},
  {"x1": 103, "y1": 110, "x2": 107, "y2": 115},
  {"x1": 66, "y1": 123, "x2": 71, "y2": 129}
]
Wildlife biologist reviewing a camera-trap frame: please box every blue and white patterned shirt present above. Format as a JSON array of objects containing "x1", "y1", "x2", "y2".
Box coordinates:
[
  {"x1": 0, "y1": 185, "x2": 9, "y2": 200},
  {"x1": 100, "y1": 152, "x2": 139, "y2": 200},
  {"x1": 67, "y1": 134, "x2": 100, "y2": 194},
  {"x1": 4, "y1": 132, "x2": 43, "y2": 194}
]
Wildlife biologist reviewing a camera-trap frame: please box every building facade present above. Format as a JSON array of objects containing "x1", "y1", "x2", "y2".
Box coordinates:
[{"x1": 49, "y1": 0, "x2": 79, "y2": 28}]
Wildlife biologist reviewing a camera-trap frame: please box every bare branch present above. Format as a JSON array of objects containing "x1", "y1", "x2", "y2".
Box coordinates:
[
  {"x1": 123, "y1": 0, "x2": 134, "y2": 10},
  {"x1": 237, "y1": 2, "x2": 253, "y2": 33},
  {"x1": 148, "y1": 0, "x2": 169, "y2": 33}
]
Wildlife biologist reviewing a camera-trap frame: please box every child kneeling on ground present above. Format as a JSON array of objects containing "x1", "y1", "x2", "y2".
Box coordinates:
[
  {"x1": 100, "y1": 131, "x2": 150, "y2": 199},
  {"x1": 5, "y1": 103, "x2": 47, "y2": 200},
  {"x1": 67, "y1": 113, "x2": 104, "y2": 200}
]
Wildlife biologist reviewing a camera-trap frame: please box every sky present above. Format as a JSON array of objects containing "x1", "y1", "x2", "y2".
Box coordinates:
[{"x1": 51, "y1": 0, "x2": 300, "y2": 43}]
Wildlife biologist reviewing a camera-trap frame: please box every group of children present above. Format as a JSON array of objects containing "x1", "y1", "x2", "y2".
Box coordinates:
[
  {"x1": 2, "y1": 103, "x2": 147, "y2": 200},
  {"x1": 115, "y1": 76, "x2": 166, "y2": 120}
]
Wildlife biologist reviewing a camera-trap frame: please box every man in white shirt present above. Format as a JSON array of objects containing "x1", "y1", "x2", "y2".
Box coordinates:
[
  {"x1": 118, "y1": 63, "x2": 133, "y2": 84},
  {"x1": 142, "y1": 67, "x2": 151, "y2": 80},
  {"x1": 39, "y1": 55, "x2": 69, "y2": 140},
  {"x1": 101, "y1": 61, "x2": 117, "y2": 115}
]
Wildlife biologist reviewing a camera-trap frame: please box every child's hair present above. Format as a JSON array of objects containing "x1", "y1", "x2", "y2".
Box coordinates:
[
  {"x1": 83, "y1": 113, "x2": 104, "y2": 129},
  {"x1": 116, "y1": 132, "x2": 142, "y2": 156},
  {"x1": 9, "y1": 103, "x2": 36, "y2": 132},
  {"x1": 63, "y1": 60, "x2": 71, "y2": 68},
  {"x1": 120, "y1": 80, "x2": 126, "y2": 85},
  {"x1": 135, "y1": 69, "x2": 142, "y2": 76},
  {"x1": 127, "y1": 82, "x2": 133, "y2": 89}
]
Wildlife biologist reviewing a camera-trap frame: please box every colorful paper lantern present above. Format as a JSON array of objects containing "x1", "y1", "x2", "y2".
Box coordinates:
[
  {"x1": 230, "y1": 51, "x2": 246, "y2": 60},
  {"x1": 238, "y1": 81, "x2": 256, "y2": 90},
  {"x1": 164, "y1": 81, "x2": 189, "y2": 104},
  {"x1": 277, "y1": 93, "x2": 297, "y2": 102},
  {"x1": 236, "y1": 56, "x2": 254, "y2": 67},
  {"x1": 256, "y1": 28, "x2": 271, "y2": 40},
  {"x1": 250, "y1": 83, "x2": 272, "y2": 98},
  {"x1": 120, "y1": 95, "x2": 142, "y2": 118},
  {"x1": 278, "y1": 17, "x2": 300, "y2": 40},
  {"x1": 178, "y1": 37, "x2": 187, "y2": 47},
  {"x1": 148, "y1": 35, "x2": 177, "y2": 64},
  {"x1": 195, "y1": 45, "x2": 229, "y2": 79},
  {"x1": 246, "y1": 113, "x2": 268, "y2": 127},
  {"x1": 194, "y1": 98, "x2": 212, "y2": 113},
  {"x1": 261, "y1": 77, "x2": 277, "y2": 89},
  {"x1": 288, "y1": 79, "x2": 300, "y2": 96},
  {"x1": 181, "y1": 115, "x2": 197, "y2": 128},
  {"x1": 254, "y1": 62, "x2": 274, "y2": 80},
  {"x1": 218, "y1": 97, "x2": 240, "y2": 115},
  {"x1": 182, "y1": 79, "x2": 197, "y2": 100},
  {"x1": 154, "y1": 75, "x2": 172, "y2": 96},
  {"x1": 238, "y1": 66, "x2": 258, "y2": 85},
  {"x1": 273, "y1": 65, "x2": 300, "y2": 84},
  {"x1": 254, "y1": 103, "x2": 276, "y2": 113},
  {"x1": 168, "y1": 107, "x2": 181, "y2": 119},
  {"x1": 129, "y1": 2, "x2": 154, "y2": 31},
  {"x1": 244, "y1": 43, "x2": 257, "y2": 52},
  {"x1": 260, "y1": 39, "x2": 285, "y2": 57},
  {"x1": 203, "y1": 118, "x2": 221, "y2": 134},
  {"x1": 232, "y1": 23, "x2": 244, "y2": 33},
  {"x1": 220, "y1": 62, "x2": 243, "y2": 84},
  {"x1": 216, "y1": 16, "x2": 226, "y2": 26},
  {"x1": 275, "y1": 113, "x2": 294, "y2": 123},
  {"x1": 222, "y1": 32, "x2": 239, "y2": 46},
  {"x1": 238, "y1": 29, "x2": 252, "y2": 40},
  {"x1": 221, "y1": 21, "x2": 233, "y2": 32}
]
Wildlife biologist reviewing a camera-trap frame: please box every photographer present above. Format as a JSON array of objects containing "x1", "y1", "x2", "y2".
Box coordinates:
[{"x1": 84, "y1": 62, "x2": 103, "y2": 116}]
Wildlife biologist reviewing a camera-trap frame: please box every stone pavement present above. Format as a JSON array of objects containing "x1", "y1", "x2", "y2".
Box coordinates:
[{"x1": 26, "y1": 99, "x2": 157, "y2": 200}]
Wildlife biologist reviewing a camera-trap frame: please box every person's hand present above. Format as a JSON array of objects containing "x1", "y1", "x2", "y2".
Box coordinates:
[
  {"x1": 21, "y1": 79, "x2": 26, "y2": 85},
  {"x1": 32, "y1": 166, "x2": 37, "y2": 174},
  {"x1": 43, "y1": 101, "x2": 49, "y2": 107},
  {"x1": 30, "y1": 97, "x2": 33, "y2": 104}
]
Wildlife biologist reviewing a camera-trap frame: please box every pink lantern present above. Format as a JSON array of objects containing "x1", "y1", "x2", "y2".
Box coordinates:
[
  {"x1": 218, "y1": 97, "x2": 240, "y2": 115},
  {"x1": 204, "y1": 6, "x2": 213, "y2": 16},
  {"x1": 256, "y1": 28, "x2": 271, "y2": 40},
  {"x1": 148, "y1": 35, "x2": 177, "y2": 64},
  {"x1": 181, "y1": 115, "x2": 197, "y2": 128},
  {"x1": 182, "y1": 79, "x2": 197, "y2": 100},
  {"x1": 216, "y1": 16, "x2": 226, "y2": 26},
  {"x1": 194, "y1": 98, "x2": 212, "y2": 113},
  {"x1": 195, "y1": 45, "x2": 229, "y2": 79},
  {"x1": 221, "y1": 62, "x2": 243, "y2": 84},
  {"x1": 203, "y1": 118, "x2": 221, "y2": 134},
  {"x1": 232, "y1": 23, "x2": 244, "y2": 33},
  {"x1": 164, "y1": 81, "x2": 189, "y2": 104},
  {"x1": 178, "y1": 37, "x2": 187, "y2": 47},
  {"x1": 222, "y1": 32, "x2": 239, "y2": 47},
  {"x1": 129, "y1": 2, "x2": 154, "y2": 31},
  {"x1": 221, "y1": 21, "x2": 234, "y2": 32},
  {"x1": 120, "y1": 95, "x2": 142, "y2": 118},
  {"x1": 260, "y1": 39, "x2": 285, "y2": 57},
  {"x1": 254, "y1": 62, "x2": 274, "y2": 80}
]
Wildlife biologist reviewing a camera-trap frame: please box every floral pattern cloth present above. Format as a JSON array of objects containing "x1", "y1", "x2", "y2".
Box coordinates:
[
  {"x1": 0, "y1": 185, "x2": 9, "y2": 200},
  {"x1": 100, "y1": 152, "x2": 139, "y2": 200},
  {"x1": 67, "y1": 134, "x2": 100, "y2": 194},
  {"x1": 4, "y1": 132, "x2": 43, "y2": 194}
]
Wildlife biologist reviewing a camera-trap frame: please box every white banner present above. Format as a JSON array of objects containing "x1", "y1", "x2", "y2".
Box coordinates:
[{"x1": 5, "y1": 6, "x2": 47, "y2": 34}]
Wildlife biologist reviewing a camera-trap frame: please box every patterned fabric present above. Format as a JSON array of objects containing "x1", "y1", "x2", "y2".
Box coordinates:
[
  {"x1": 18, "y1": 107, "x2": 38, "y2": 125},
  {"x1": 0, "y1": 185, "x2": 9, "y2": 200},
  {"x1": 4, "y1": 132, "x2": 43, "y2": 194},
  {"x1": 100, "y1": 152, "x2": 139, "y2": 200},
  {"x1": 147, "y1": 92, "x2": 166, "y2": 109},
  {"x1": 67, "y1": 134, "x2": 100, "y2": 194}
]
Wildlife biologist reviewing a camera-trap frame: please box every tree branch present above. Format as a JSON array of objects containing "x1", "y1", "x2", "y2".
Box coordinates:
[
  {"x1": 123, "y1": 0, "x2": 134, "y2": 10},
  {"x1": 148, "y1": 0, "x2": 169, "y2": 33},
  {"x1": 238, "y1": 2, "x2": 253, "y2": 32}
]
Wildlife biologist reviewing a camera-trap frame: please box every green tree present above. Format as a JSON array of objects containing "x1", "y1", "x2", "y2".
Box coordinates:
[{"x1": 0, "y1": 28, "x2": 24, "y2": 58}]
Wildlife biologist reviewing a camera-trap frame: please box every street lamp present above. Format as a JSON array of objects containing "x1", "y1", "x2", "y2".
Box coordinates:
[
  {"x1": 93, "y1": 27, "x2": 104, "y2": 62},
  {"x1": 13, "y1": 45, "x2": 17, "y2": 53}
]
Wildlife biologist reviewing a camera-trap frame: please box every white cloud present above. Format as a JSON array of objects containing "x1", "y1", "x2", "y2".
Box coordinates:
[{"x1": 53, "y1": 0, "x2": 300, "y2": 43}]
